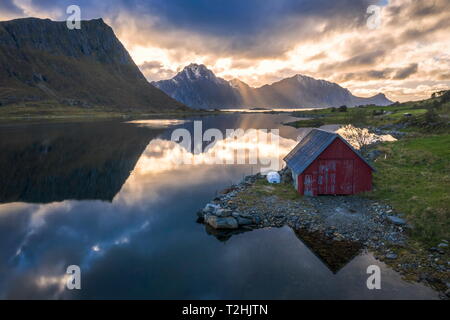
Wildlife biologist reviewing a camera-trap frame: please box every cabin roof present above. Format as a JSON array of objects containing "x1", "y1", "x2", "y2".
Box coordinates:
[{"x1": 283, "y1": 129, "x2": 375, "y2": 175}]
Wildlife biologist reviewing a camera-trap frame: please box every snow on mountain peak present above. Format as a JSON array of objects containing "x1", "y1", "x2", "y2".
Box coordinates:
[{"x1": 182, "y1": 63, "x2": 213, "y2": 80}]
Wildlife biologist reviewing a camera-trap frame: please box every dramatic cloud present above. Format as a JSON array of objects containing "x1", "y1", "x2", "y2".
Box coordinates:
[
  {"x1": 334, "y1": 63, "x2": 419, "y2": 82},
  {"x1": 0, "y1": 0, "x2": 24, "y2": 19},
  {"x1": 393, "y1": 63, "x2": 418, "y2": 80},
  {"x1": 0, "y1": 0, "x2": 449, "y2": 101},
  {"x1": 139, "y1": 60, "x2": 177, "y2": 81}
]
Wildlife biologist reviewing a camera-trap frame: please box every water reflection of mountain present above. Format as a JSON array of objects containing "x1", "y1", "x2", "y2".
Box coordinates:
[{"x1": 0, "y1": 122, "x2": 162, "y2": 203}]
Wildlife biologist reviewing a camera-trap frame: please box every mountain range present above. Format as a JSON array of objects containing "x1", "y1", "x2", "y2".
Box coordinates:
[
  {"x1": 153, "y1": 64, "x2": 393, "y2": 109},
  {"x1": 0, "y1": 18, "x2": 392, "y2": 112},
  {"x1": 0, "y1": 18, "x2": 187, "y2": 112}
]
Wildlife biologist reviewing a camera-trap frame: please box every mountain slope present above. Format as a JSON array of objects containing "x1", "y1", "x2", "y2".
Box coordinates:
[
  {"x1": 352, "y1": 93, "x2": 392, "y2": 107},
  {"x1": 153, "y1": 64, "x2": 241, "y2": 109},
  {"x1": 154, "y1": 64, "x2": 392, "y2": 109},
  {"x1": 0, "y1": 18, "x2": 187, "y2": 111},
  {"x1": 255, "y1": 74, "x2": 392, "y2": 108}
]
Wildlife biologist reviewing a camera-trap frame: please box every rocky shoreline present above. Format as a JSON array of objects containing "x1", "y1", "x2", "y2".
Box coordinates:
[
  {"x1": 197, "y1": 170, "x2": 408, "y2": 249},
  {"x1": 197, "y1": 168, "x2": 449, "y2": 299}
]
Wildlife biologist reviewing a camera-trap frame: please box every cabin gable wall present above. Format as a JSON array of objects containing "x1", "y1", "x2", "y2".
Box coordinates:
[{"x1": 295, "y1": 138, "x2": 372, "y2": 195}]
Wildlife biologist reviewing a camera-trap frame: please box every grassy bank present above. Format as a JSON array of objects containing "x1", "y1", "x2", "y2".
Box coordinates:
[
  {"x1": 369, "y1": 134, "x2": 450, "y2": 292},
  {"x1": 0, "y1": 100, "x2": 215, "y2": 123},
  {"x1": 369, "y1": 134, "x2": 450, "y2": 245},
  {"x1": 0, "y1": 102, "x2": 123, "y2": 121},
  {"x1": 287, "y1": 94, "x2": 448, "y2": 128},
  {"x1": 243, "y1": 178, "x2": 301, "y2": 201}
]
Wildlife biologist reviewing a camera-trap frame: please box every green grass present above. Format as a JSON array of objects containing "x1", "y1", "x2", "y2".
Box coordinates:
[
  {"x1": 287, "y1": 99, "x2": 444, "y2": 128},
  {"x1": 234, "y1": 178, "x2": 301, "y2": 206},
  {"x1": 369, "y1": 134, "x2": 450, "y2": 245},
  {"x1": 389, "y1": 108, "x2": 426, "y2": 119},
  {"x1": 0, "y1": 100, "x2": 213, "y2": 122},
  {"x1": 252, "y1": 179, "x2": 301, "y2": 200},
  {"x1": 0, "y1": 101, "x2": 123, "y2": 120},
  {"x1": 231, "y1": 177, "x2": 307, "y2": 215}
]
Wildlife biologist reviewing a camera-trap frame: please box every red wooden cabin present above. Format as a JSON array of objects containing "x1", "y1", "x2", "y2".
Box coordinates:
[{"x1": 284, "y1": 129, "x2": 374, "y2": 196}]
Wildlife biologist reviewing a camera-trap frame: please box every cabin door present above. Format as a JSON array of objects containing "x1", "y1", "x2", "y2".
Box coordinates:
[
  {"x1": 304, "y1": 174, "x2": 313, "y2": 196},
  {"x1": 318, "y1": 160, "x2": 354, "y2": 195}
]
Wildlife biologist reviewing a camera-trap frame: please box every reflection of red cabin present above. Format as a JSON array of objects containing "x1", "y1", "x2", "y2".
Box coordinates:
[{"x1": 284, "y1": 129, "x2": 374, "y2": 196}]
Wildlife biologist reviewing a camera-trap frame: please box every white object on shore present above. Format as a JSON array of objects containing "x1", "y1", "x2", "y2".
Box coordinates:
[{"x1": 267, "y1": 171, "x2": 281, "y2": 184}]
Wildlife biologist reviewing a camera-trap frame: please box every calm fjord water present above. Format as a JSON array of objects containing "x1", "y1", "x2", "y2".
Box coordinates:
[{"x1": 0, "y1": 113, "x2": 437, "y2": 299}]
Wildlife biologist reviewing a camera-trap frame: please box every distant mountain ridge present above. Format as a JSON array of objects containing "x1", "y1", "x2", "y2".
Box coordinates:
[
  {"x1": 153, "y1": 64, "x2": 393, "y2": 109},
  {"x1": 153, "y1": 64, "x2": 241, "y2": 109},
  {"x1": 0, "y1": 17, "x2": 187, "y2": 111}
]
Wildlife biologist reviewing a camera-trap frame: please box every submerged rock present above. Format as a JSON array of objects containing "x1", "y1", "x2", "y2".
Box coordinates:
[
  {"x1": 196, "y1": 210, "x2": 206, "y2": 221},
  {"x1": 236, "y1": 217, "x2": 253, "y2": 226},
  {"x1": 205, "y1": 215, "x2": 238, "y2": 229}
]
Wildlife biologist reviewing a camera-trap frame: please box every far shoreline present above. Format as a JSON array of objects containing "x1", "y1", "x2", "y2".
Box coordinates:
[{"x1": 0, "y1": 103, "x2": 323, "y2": 124}]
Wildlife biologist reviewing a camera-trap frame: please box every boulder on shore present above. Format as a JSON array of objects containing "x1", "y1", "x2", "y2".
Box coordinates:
[
  {"x1": 236, "y1": 217, "x2": 253, "y2": 226},
  {"x1": 387, "y1": 215, "x2": 406, "y2": 226},
  {"x1": 215, "y1": 208, "x2": 233, "y2": 217},
  {"x1": 204, "y1": 203, "x2": 220, "y2": 214},
  {"x1": 205, "y1": 215, "x2": 239, "y2": 229},
  {"x1": 280, "y1": 167, "x2": 293, "y2": 184}
]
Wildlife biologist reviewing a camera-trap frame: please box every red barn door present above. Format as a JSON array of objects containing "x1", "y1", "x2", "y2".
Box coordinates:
[
  {"x1": 318, "y1": 160, "x2": 354, "y2": 195},
  {"x1": 304, "y1": 174, "x2": 314, "y2": 196}
]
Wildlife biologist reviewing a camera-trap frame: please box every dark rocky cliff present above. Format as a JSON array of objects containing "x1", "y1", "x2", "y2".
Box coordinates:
[{"x1": 0, "y1": 18, "x2": 187, "y2": 111}]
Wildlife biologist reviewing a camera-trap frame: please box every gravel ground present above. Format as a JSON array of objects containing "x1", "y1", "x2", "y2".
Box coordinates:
[{"x1": 201, "y1": 174, "x2": 407, "y2": 249}]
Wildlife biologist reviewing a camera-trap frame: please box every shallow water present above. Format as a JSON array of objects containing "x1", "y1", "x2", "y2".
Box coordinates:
[{"x1": 0, "y1": 114, "x2": 438, "y2": 299}]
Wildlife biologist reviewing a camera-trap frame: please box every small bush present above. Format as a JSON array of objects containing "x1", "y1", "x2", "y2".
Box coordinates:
[
  {"x1": 372, "y1": 109, "x2": 384, "y2": 116},
  {"x1": 338, "y1": 105, "x2": 347, "y2": 112}
]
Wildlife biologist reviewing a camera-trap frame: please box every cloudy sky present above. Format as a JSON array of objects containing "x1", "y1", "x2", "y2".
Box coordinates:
[{"x1": 1, "y1": 0, "x2": 449, "y2": 101}]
